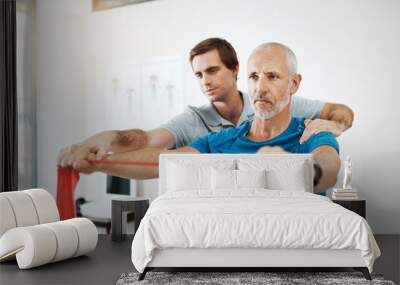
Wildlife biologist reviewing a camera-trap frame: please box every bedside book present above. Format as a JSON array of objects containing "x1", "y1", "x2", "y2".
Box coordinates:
[
  {"x1": 333, "y1": 189, "x2": 357, "y2": 193},
  {"x1": 332, "y1": 188, "x2": 359, "y2": 200}
]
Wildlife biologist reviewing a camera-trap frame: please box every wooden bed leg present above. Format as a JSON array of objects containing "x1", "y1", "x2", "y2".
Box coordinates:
[
  {"x1": 138, "y1": 268, "x2": 148, "y2": 281},
  {"x1": 354, "y1": 267, "x2": 372, "y2": 280},
  {"x1": 362, "y1": 268, "x2": 372, "y2": 281}
]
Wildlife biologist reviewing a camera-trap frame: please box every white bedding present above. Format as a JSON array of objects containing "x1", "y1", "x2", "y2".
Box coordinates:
[{"x1": 131, "y1": 190, "x2": 380, "y2": 273}]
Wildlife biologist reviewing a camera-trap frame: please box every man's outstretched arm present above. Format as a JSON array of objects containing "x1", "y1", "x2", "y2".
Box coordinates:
[
  {"x1": 312, "y1": 145, "x2": 341, "y2": 193},
  {"x1": 57, "y1": 128, "x2": 175, "y2": 169},
  {"x1": 74, "y1": 146, "x2": 198, "y2": 180},
  {"x1": 300, "y1": 102, "x2": 354, "y2": 143}
]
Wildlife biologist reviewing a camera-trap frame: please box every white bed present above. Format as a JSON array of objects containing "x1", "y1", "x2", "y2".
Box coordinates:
[{"x1": 131, "y1": 154, "x2": 380, "y2": 280}]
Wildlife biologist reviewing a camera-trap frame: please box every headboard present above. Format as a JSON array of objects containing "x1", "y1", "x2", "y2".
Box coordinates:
[{"x1": 159, "y1": 153, "x2": 314, "y2": 195}]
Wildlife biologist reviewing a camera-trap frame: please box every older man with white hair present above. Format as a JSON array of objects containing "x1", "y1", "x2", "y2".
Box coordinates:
[
  {"x1": 76, "y1": 42, "x2": 340, "y2": 193},
  {"x1": 189, "y1": 42, "x2": 340, "y2": 192}
]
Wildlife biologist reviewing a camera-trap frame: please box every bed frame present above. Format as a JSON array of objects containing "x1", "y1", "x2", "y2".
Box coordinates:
[
  {"x1": 140, "y1": 248, "x2": 371, "y2": 280},
  {"x1": 138, "y1": 154, "x2": 372, "y2": 281}
]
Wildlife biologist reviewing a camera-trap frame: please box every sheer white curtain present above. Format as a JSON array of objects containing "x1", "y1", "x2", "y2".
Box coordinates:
[{"x1": 17, "y1": 0, "x2": 36, "y2": 189}]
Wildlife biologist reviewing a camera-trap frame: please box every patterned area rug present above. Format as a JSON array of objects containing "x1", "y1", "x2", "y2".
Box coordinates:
[{"x1": 116, "y1": 271, "x2": 396, "y2": 285}]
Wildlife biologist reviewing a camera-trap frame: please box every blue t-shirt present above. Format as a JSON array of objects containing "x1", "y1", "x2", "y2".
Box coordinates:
[
  {"x1": 160, "y1": 93, "x2": 325, "y2": 148},
  {"x1": 190, "y1": 117, "x2": 339, "y2": 154}
]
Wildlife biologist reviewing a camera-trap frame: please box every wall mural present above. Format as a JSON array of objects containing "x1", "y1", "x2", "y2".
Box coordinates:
[
  {"x1": 106, "y1": 57, "x2": 184, "y2": 130},
  {"x1": 82, "y1": 56, "x2": 184, "y2": 204}
]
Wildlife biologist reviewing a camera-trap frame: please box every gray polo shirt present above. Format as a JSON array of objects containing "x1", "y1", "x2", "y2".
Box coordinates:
[{"x1": 160, "y1": 92, "x2": 325, "y2": 148}]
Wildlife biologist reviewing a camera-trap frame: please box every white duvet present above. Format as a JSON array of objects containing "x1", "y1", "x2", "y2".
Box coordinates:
[{"x1": 131, "y1": 190, "x2": 380, "y2": 273}]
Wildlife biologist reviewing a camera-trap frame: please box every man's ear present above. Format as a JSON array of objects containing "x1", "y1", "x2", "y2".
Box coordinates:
[{"x1": 290, "y1": 73, "x2": 302, "y2": 95}]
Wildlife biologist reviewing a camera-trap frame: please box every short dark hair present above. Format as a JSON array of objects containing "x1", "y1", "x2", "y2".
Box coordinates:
[{"x1": 189, "y1": 38, "x2": 239, "y2": 71}]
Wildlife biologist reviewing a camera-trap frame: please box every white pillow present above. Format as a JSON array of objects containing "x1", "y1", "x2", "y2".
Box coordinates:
[
  {"x1": 266, "y1": 162, "x2": 307, "y2": 191},
  {"x1": 167, "y1": 162, "x2": 210, "y2": 191},
  {"x1": 236, "y1": 169, "x2": 267, "y2": 189},
  {"x1": 238, "y1": 158, "x2": 311, "y2": 192},
  {"x1": 210, "y1": 168, "x2": 267, "y2": 191},
  {"x1": 211, "y1": 168, "x2": 236, "y2": 190},
  {"x1": 166, "y1": 160, "x2": 235, "y2": 192}
]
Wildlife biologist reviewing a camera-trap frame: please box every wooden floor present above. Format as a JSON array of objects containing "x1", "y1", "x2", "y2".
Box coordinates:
[{"x1": 0, "y1": 234, "x2": 398, "y2": 285}]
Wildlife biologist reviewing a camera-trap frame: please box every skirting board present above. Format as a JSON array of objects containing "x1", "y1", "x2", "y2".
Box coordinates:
[{"x1": 148, "y1": 248, "x2": 366, "y2": 267}]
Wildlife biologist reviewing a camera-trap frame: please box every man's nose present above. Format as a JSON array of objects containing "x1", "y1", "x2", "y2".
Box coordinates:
[
  {"x1": 201, "y1": 74, "x2": 211, "y2": 86},
  {"x1": 256, "y1": 77, "x2": 269, "y2": 95}
]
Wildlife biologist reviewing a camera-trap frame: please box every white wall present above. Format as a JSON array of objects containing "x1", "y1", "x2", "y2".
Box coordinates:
[{"x1": 36, "y1": 0, "x2": 400, "y2": 233}]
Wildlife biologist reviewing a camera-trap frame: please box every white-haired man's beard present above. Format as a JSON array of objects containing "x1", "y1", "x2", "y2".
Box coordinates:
[{"x1": 251, "y1": 90, "x2": 291, "y2": 120}]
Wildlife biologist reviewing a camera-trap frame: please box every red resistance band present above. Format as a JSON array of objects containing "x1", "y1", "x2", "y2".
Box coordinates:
[
  {"x1": 86, "y1": 159, "x2": 159, "y2": 167},
  {"x1": 57, "y1": 167, "x2": 80, "y2": 220},
  {"x1": 56, "y1": 159, "x2": 158, "y2": 220}
]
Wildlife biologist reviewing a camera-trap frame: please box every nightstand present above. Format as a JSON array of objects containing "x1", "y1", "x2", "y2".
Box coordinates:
[
  {"x1": 111, "y1": 197, "x2": 149, "y2": 242},
  {"x1": 332, "y1": 199, "x2": 366, "y2": 218}
]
